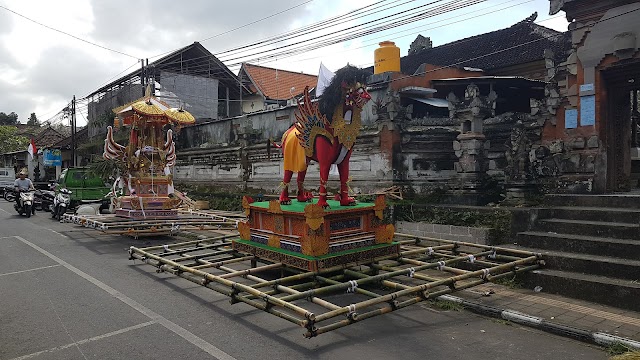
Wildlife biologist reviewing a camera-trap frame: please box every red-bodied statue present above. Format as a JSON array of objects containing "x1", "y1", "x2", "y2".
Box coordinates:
[{"x1": 279, "y1": 65, "x2": 371, "y2": 208}]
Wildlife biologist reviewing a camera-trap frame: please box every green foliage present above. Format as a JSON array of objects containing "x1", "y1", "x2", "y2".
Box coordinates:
[
  {"x1": 607, "y1": 342, "x2": 636, "y2": 357},
  {"x1": 90, "y1": 112, "x2": 115, "y2": 129},
  {"x1": 26, "y1": 113, "x2": 40, "y2": 126},
  {"x1": 178, "y1": 184, "x2": 243, "y2": 212},
  {"x1": 394, "y1": 205, "x2": 512, "y2": 243},
  {"x1": 0, "y1": 112, "x2": 18, "y2": 125},
  {"x1": 87, "y1": 158, "x2": 126, "y2": 181},
  {"x1": 493, "y1": 274, "x2": 523, "y2": 289},
  {"x1": 0, "y1": 126, "x2": 30, "y2": 153},
  {"x1": 78, "y1": 128, "x2": 126, "y2": 156}
]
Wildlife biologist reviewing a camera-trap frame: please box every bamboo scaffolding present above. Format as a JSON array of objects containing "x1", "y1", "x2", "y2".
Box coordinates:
[{"x1": 129, "y1": 232, "x2": 542, "y2": 337}]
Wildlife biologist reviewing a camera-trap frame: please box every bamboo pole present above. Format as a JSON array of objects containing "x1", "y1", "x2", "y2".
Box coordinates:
[
  {"x1": 129, "y1": 248, "x2": 316, "y2": 321},
  {"x1": 394, "y1": 232, "x2": 541, "y2": 257},
  {"x1": 313, "y1": 256, "x2": 538, "y2": 323}
]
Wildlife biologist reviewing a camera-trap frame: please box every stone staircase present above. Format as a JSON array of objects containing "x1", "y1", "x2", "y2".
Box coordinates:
[{"x1": 514, "y1": 194, "x2": 640, "y2": 311}]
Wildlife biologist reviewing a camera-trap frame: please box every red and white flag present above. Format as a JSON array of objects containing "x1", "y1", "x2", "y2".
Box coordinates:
[{"x1": 27, "y1": 138, "x2": 37, "y2": 160}]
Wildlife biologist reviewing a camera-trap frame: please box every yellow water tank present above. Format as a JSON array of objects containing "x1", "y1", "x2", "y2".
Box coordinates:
[{"x1": 374, "y1": 41, "x2": 401, "y2": 74}]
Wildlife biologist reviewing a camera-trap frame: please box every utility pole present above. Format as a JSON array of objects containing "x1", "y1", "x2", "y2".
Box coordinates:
[
  {"x1": 239, "y1": 68, "x2": 243, "y2": 115},
  {"x1": 141, "y1": 59, "x2": 146, "y2": 96},
  {"x1": 71, "y1": 95, "x2": 76, "y2": 167},
  {"x1": 145, "y1": 58, "x2": 150, "y2": 93}
]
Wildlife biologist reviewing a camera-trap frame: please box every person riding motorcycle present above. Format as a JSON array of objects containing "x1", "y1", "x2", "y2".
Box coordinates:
[{"x1": 14, "y1": 170, "x2": 35, "y2": 207}]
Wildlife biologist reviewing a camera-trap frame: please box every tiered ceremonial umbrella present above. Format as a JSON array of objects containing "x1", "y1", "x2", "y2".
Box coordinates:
[{"x1": 112, "y1": 86, "x2": 195, "y2": 127}]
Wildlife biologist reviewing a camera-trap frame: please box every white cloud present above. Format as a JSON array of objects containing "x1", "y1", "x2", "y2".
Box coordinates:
[{"x1": 0, "y1": 0, "x2": 568, "y2": 123}]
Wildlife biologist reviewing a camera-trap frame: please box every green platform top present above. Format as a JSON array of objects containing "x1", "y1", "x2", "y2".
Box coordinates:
[{"x1": 250, "y1": 198, "x2": 375, "y2": 213}]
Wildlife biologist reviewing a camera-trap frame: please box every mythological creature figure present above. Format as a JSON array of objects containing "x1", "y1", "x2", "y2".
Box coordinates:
[{"x1": 278, "y1": 65, "x2": 371, "y2": 208}]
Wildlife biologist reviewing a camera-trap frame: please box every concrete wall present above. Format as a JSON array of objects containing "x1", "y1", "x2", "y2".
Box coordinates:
[{"x1": 396, "y1": 221, "x2": 492, "y2": 245}]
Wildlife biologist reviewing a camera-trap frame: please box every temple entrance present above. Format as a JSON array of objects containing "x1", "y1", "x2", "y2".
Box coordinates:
[{"x1": 604, "y1": 62, "x2": 640, "y2": 192}]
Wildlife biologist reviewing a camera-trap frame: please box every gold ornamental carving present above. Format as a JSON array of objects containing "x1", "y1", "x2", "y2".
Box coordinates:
[
  {"x1": 304, "y1": 203, "x2": 325, "y2": 230},
  {"x1": 238, "y1": 221, "x2": 251, "y2": 240}
]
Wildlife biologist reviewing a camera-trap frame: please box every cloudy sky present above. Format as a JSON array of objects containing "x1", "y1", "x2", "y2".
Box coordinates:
[{"x1": 0, "y1": 0, "x2": 567, "y2": 126}]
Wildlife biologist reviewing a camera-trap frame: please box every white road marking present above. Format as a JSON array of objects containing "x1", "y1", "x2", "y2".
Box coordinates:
[
  {"x1": 48, "y1": 229, "x2": 68, "y2": 238},
  {"x1": 0, "y1": 264, "x2": 61, "y2": 277},
  {"x1": 8, "y1": 321, "x2": 156, "y2": 360},
  {"x1": 14, "y1": 236, "x2": 237, "y2": 360},
  {"x1": 0, "y1": 207, "x2": 10, "y2": 214}
]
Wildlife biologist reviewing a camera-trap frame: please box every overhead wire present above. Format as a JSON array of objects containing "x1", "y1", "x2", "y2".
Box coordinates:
[
  {"x1": 215, "y1": 0, "x2": 416, "y2": 57},
  {"x1": 272, "y1": 0, "x2": 537, "y2": 66},
  {"x1": 221, "y1": 0, "x2": 486, "y2": 65},
  {"x1": 138, "y1": 0, "x2": 486, "y2": 73},
  {"x1": 0, "y1": 4, "x2": 139, "y2": 59},
  {"x1": 129, "y1": 0, "x2": 442, "y2": 70},
  {"x1": 74, "y1": 0, "x2": 567, "y2": 113},
  {"x1": 148, "y1": 0, "x2": 318, "y2": 60},
  {"x1": 382, "y1": 6, "x2": 640, "y2": 86}
]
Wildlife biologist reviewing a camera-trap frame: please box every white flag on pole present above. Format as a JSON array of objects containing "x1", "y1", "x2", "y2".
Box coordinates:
[{"x1": 316, "y1": 62, "x2": 335, "y2": 97}]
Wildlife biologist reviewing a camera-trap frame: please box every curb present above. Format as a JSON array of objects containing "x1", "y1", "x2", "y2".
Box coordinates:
[{"x1": 438, "y1": 294, "x2": 640, "y2": 350}]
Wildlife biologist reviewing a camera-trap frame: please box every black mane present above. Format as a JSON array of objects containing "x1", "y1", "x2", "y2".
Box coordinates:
[{"x1": 318, "y1": 65, "x2": 371, "y2": 121}]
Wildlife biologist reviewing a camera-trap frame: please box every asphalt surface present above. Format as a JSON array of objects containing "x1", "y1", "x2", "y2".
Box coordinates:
[{"x1": 0, "y1": 200, "x2": 609, "y2": 360}]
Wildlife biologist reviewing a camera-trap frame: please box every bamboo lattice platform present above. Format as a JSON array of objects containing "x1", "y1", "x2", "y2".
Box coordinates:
[
  {"x1": 128, "y1": 232, "x2": 542, "y2": 337},
  {"x1": 62, "y1": 209, "x2": 242, "y2": 238}
]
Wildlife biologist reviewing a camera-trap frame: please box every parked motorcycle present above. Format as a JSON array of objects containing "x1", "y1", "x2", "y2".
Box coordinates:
[
  {"x1": 51, "y1": 188, "x2": 72, "y2": 220},
  {"x1": 37, "y1": 189, "x2": 55, "y2": 213},
  {"x1": 3, "y1": 185, "x2": 16, "y2": 202},
  {"x1": 14, "y1": 190, "x2": 35, "y2": 217}
]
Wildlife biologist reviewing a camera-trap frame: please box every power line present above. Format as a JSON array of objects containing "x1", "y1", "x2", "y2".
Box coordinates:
[
  {"x1": 220, "y1": 0, "x2": 486, "y2": 65},
  {"x1": 140, "y1": 0, "x2": 485, "y2": 72},
  {"x1": 384, "y1": 6, "x2": 640, "y2": 86},
  {"x1": 276, "y1": 0, "x2": 536, "y2": 66},
  {"x1": 0, "y1": 4, "x2": 139, "y2": 59},
  {"x1": 148, "y1": 0, "x2": 317, "y2": 60}
]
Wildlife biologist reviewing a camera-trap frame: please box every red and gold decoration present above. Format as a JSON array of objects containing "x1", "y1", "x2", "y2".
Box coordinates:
[
  {"x1": 232, "y1": 197, "x2": 399, "y2": 272},
  {"x1": 103, "y1": 86, "x2": 195, "y2": 219},
  {"x1": 278, "y1": 65, "x2": 371, "y2": 208}
]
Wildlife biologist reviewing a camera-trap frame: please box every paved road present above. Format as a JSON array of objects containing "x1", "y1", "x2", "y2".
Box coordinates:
[{"x1": 0, "y1": 200, "x2": 608, "y2": 360}]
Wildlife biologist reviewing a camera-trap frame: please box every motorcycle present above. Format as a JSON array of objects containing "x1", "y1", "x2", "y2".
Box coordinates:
[
  {"x1": 37, "y1": 189, "x2": 55, "y2": 213},
  {"x1": 51, "y1": 188, "x2": 72, "y2": 220},
  {"x1": 3, "y1": 185, "x2": 16, "y2": 202},
  {"x1": 14, "y1": 190, "x2": 35, "y2": 217}
]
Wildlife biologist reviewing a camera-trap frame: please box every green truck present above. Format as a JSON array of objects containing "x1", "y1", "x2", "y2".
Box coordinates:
[{"x1": 56, "y1": 167, "x2": 111, "y2": 209}]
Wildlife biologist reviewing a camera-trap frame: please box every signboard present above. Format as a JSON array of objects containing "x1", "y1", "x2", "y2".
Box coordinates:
[
  {"x1": 43, "y1": 149, "x2": 62, "y2": 166},
  {"x1": 565, "y1": 109, "x2": 578, "y2": 129},
  {"x1": 579, "y1": 83, "x2": 594, "y2": 93},
  {"x1": 580, "y1": 95, "x2": 596, "y2": 126}
]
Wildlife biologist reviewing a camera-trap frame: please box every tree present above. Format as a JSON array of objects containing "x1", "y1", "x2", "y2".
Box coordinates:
[
  {"x1": 26, "y1": 113, "x2": 40, "y2": 126},
  {"x1": 0, "y1": 112, "x2": 19, "y2": 125},
  {"x1": 0, "y1": 126, "x2": 30, "y2": 153}
]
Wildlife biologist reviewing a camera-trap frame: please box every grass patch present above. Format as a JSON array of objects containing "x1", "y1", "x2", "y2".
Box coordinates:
[
  {"x1": 493, "y1": 275, "x2": 523, "y2": 289},
  {"x1": 431, "y1": 299, "x2": 464, "y2": 312},
  {"x1": 607, "y1": 342, "x2": 638, "y2": 357},
  {"x1": 491, "y1": 319, "x2": 513, "y2": 326}
]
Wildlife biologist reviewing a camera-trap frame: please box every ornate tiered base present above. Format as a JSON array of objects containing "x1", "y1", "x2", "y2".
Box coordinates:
[
  {"x1": 115, "y1": 177, "x2": 182, "y2": 219},
  {"x1": 233, "y1": 196, "x2": 398, "y2": 271}
]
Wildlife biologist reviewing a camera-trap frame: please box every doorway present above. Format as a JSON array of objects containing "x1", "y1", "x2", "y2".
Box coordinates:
[{"x1": 605, "y1": 63, "x2": 640, "y2": 192}]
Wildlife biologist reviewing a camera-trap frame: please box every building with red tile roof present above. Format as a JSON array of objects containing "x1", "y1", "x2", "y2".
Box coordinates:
[{"x1": 239, "y1": 63, "x2": 318, "y2": 113}]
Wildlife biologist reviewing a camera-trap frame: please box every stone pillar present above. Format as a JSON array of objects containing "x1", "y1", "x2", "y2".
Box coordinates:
[{"x1": 450, "y1": 84, "x2": 496, "y2": 204}]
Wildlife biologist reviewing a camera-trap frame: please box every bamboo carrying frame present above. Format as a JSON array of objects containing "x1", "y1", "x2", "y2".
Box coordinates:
[
  {"x1": 62, "y1": 209, "x2": 245, "y2": 238},
  {"x1": 129, "y1": 232, "x2": 541, "y2": 337}
]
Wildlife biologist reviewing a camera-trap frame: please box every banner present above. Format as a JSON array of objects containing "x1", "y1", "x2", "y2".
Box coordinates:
[{"x1": 43, "y1": 149, "x2": 62, "y2": 166}]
